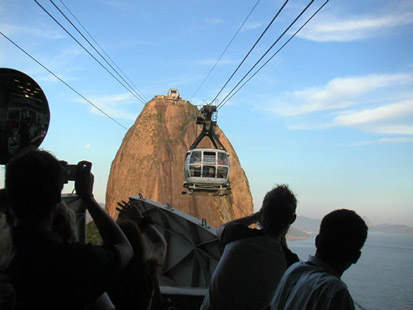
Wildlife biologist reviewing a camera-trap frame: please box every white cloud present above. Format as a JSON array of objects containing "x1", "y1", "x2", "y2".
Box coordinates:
[
  {"x1": 205, "y1": 18, "x2": 224, "y2": 25},
  {"x1": 242, "y1": 22, "x2": 262, "y2": 31},
  {"x1": 333, "y1": 100, "x2": 413, "y2": 135},
  {"x1": 274, "y1": 73, "x2": 413, "y2": 117},
  {"x1": 334, "y1": 100, "x2": 413, "y2": 126},
  {"x1": 0, "y1": 23, "x2": 65, "y2": 40},
  {"x1": 92, "y1": 0, "x2": 126, "y2": 9},
  {"x1": 194, "y1": 58, "x2": 240, "y2": 66},
  {"x1": 298, "y1": 10, "x2": 413, "y2": 42},
  {"x1": 351, "y1": 137, "x2": 413, "y2": 146},
  {"x1": 81, "y1": 93, "x2": 138, "y2": 121},
  {"x1": 267, "y1": 73, "x2": 413, "y2": 135}
]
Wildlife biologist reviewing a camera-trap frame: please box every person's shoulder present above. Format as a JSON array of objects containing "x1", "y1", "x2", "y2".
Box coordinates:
[
  {"x1": 320, "y1": 280, "x2": 354, "y2": 310},
  {"x1": 220, "y1": 223, "x2": 263, "y2": 246},
  {"x1": 281, "y1": 245, "x2": 300, "y2": 267},
  {"x1": 308, "y1": 267, "x2": 349, "y2": 294}
]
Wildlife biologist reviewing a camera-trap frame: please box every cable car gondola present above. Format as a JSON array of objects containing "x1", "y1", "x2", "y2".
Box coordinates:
[{"x1": 183, "y1": 104, "x2": 230, "y2": 195}]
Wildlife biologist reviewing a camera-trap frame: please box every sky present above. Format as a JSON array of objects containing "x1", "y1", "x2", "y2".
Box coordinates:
[{"x1": 0, "y1": 0, "x2": 412, "y2": 226}]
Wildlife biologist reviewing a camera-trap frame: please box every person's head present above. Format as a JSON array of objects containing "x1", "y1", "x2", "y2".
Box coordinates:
[
  {"x1": 52, "y1": 202, "x2": 78, "y2": 243},
  {"x1": 316, "y1": 209, "x2": 368, "y2": 267},
  {"x1": 259, "y1": 184, "x2": 297, "y2": 236},
  {"x1": 5, "y1": 149, "x2": 65, "y2": 221}
]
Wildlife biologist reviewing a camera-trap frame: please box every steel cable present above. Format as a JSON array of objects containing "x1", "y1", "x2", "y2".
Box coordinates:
[
  {"x1": 1, "y1": 32, "x2": 128, "y2": 130},
  {"x1": 217, "y1": 0, "x2": 315, "y2": 109},
  {"x1": 218, "y1": 0, "x2": 329, "y2": 109},
  {"x1": 191, "y1": 0, "x2": 262, "y2": 99},
  {"x1": 57, "y1": 0, "x2": 147, "y2": 103},
  {"x1": 34, "y1": 0, "x2": 145, "y2": 105},
  {"x1": 209, "y1": 0, "x2": 290, "y2": 105}
]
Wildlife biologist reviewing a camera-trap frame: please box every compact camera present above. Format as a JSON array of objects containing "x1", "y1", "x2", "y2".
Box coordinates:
[
  {"x1": 60, "y1": 161, "x2": 81, "y2": 182},
  {"x1": 65, "y1": 164, "x2": 78, "y2": 181}
]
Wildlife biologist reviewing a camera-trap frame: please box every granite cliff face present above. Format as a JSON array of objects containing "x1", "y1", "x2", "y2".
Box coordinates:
[{"x1": 106, "y1": 96, "x2": 253, "y2": 227}]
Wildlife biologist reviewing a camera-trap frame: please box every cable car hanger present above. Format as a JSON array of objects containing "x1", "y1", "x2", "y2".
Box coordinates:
[{"x1": 190, "y1": 104, "x2": 226, "y2": 151}]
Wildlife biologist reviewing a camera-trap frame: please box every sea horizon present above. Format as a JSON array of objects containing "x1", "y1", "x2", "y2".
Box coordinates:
[{"x1": 288, "y1": 231, "x2": 413, "y2": 310}]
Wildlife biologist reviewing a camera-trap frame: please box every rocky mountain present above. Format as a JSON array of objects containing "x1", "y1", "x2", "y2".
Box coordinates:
[
  {"x1": 291, "y1": 216, "x2": 413, "y2": 235},
  {"x1": 287, "y1": 226, "x2": 310, "y2": 240},
  {"x1": 370, "y1": 224, "x2": 413, "y2": 234},
  {"x1": 106, "y1": 95, "x2": 253, "y2": 227},
  {"x1": 292, "y1": 216, "x2": 320, "y2": 233}
]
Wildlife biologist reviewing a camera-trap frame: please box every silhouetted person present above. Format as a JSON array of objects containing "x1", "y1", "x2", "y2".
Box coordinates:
[
  {"x1": 51, "y1": 202, "x2": 115, "y2": 310},
  {"x1": 0, "y1": 189, "x2": 15, "y2": 310},
  {"x1": 5, "y1": 150, "x2": 132, "y2": 310},
  {"x1": 0, "y1": 206, "x2": 15, "y2": 310},
  {"x1": 108, "y1": 200, "x2": 167, "y2": 310},
  {"x1": 201, "y1": 184, "x2": 299, "y2": 310},
  {"x1": 271, "y1": 209, "x2": 368, "y2": 310}
]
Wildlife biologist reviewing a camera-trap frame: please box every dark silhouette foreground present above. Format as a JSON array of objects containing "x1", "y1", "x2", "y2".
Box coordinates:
[
  {"x1": 201, "y1": 184, "x2": 299, "y2": 310},
  {"x1": 5, "y1": 150, "x2": 132, "y2": 310},
  {"x1": 271, "y1": 209, "x2": 368, "y2": 310}
]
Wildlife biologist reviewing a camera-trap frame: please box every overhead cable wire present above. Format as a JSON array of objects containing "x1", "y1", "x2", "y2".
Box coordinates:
[
  {"x1": 191, "y1": 0, "x2": 262, "y2": 99},
  {"x1": 57, "y1": 0, "x2": 147, "y2": 103},
  {"x1": 209, "y1": 0, "x2": 289, "y2": 105},
  {"x1": 0, "y1": 31, "x2": 128, "y2": 130},
  {"x1": 50, "y1": 0, "x2": 147, "y2": 103},
  {"x1": 218, "y1": 0, "x2": 329, "y2": 110},
  {"x1": 217, "y1": 0, "x2": 315, "y2": 109},
  {"x1": 34, "y1": 0, "x2": 145, "y2": 105}
]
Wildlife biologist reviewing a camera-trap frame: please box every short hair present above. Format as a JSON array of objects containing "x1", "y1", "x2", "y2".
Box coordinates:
[
  {"x1": 5, "y1": 150, "x2": 65, "y2": 219},
  {"x1": 317, "y1": 209, "x2": 368, "y2": 261},
  {"x1": 260, "y1": 184, "x2": 297, "y2": 236}
]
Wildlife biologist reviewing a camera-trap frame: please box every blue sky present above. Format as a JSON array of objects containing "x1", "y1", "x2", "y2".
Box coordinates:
[{"x1": 1, "y1": 0, "x2": 412, "y2": 226}]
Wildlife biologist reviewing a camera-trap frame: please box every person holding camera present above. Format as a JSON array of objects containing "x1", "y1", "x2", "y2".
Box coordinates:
[
  {"x1": 5, "y1": 149, "x2": 133, "y2": 310},
  {"x1": 200, "y1": 184, "x2": 299, "y2": 310}
]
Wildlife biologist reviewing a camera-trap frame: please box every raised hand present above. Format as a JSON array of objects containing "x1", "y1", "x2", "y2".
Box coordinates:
[
  {"x1": 74, "y1": 161, "x2": 94, "y2": 201},
  {"x1": 116, "y1": 200, "x2": 144, "y2": 225}
]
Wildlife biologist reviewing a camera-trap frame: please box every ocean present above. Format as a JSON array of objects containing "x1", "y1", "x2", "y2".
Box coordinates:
[{"x1": 288, "y1": 232, "x2": 413, "y2": 310}]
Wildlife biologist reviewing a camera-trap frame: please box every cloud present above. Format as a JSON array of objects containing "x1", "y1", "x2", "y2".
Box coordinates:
[
  {"x1": 298, "y1": 10, "x2": 413, "y2": 42},
  {"x1": 351, "y1": 137, "x2": 413, "y2": 146},
  {"x1": 80, "y1": 93, "x2": 138, "y2": 121},
  {"x1": 0, "y1": 23, "x2": 65, "y2": 40},
  {"x1": 334, "y1": 100, "x2": 413, "y2": 126},
  {"x1": 205, "y1": 18, "x2": 224, "y2": 25},
  {"x1": 92, "y1": 0, "x2": 126, "y2": 9},
  {"x1": 273, "y1": 73, "x2": 413, "y2": 117},
  {"x1": 333, "y1": 100, "x2": 413, "y2": 135},
  {"x1": 241, "y1": 22, "x2": 262, "y2": 31},
  {"x1": 267, "y1": 72, "x2": 413, "y2": 135},
  {"x1": 194, "y1": 58, "x2": 240, "y2": 66}
]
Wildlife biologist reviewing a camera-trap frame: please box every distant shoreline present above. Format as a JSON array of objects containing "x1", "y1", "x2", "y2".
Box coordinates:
[{"x1": 287, "y1": 236, "x2": 311, "y2": 241}]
